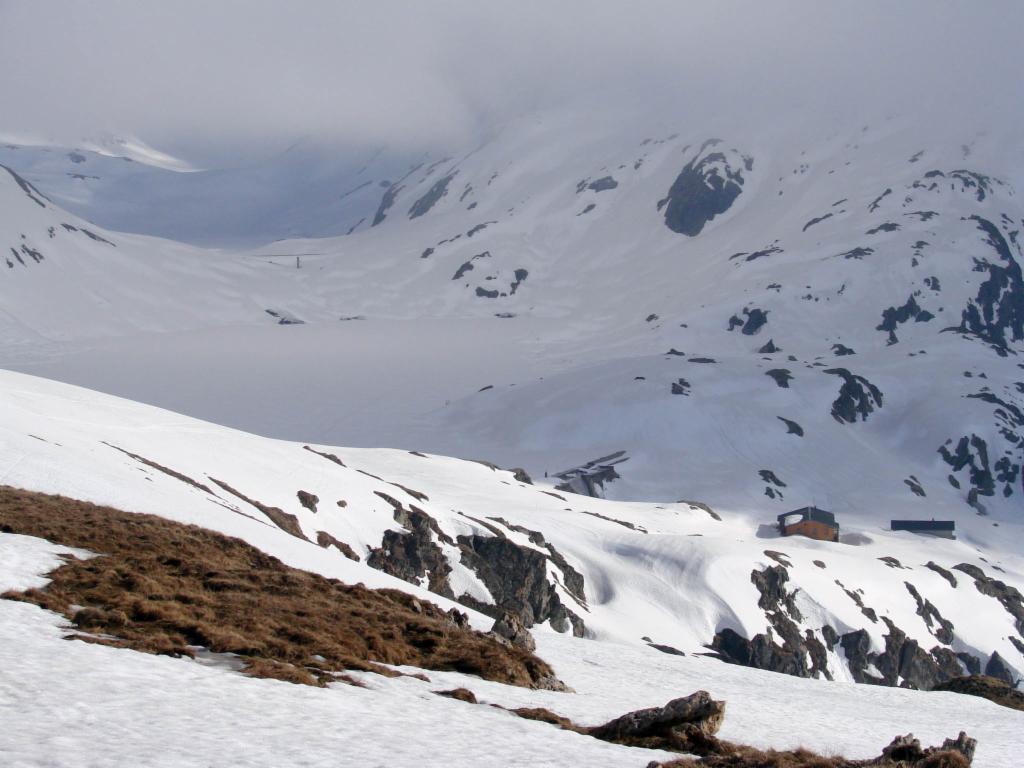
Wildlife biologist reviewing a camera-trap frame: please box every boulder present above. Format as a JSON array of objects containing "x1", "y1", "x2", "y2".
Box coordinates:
[
  {"x1": 588, "y1": 690, "x2": 725, "y2": 748},
  {"x1": 490, "y1": 611, "x2": 536, "y2": 652}
]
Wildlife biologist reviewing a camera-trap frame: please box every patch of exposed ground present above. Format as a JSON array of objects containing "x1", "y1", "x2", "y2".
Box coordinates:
[
  {"x1": 932, "y1": 675, "x2": 1024, "y2": 712},
  {"x1": 0, "y1": 485, "x2": 559, "y2": 690},
  {"x1": 498, "y1": 691, "x2": 976, "y2": 767}
]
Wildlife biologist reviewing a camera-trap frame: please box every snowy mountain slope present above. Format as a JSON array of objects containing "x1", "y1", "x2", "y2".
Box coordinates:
[
  {"x1": 2, "y1": 114, "x2": 1024, "y2": 689},
  {"x1": 5, "y1": 535, "x2": 1021, "y2": 767},
  {"x1": 0, "y1": 137, "x2": 424, "y2": 246},
  {"x1": 2, "y1": 369, "x2": 1022, "y2": 690},
  {"x1": 2, "y1": 115, "x2": 1020, "y2": 525}
]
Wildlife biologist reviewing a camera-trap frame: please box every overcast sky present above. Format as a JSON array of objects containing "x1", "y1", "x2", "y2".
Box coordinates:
[{"x1": 1, "y1": 1, "x2": 1021, "y2": 164}]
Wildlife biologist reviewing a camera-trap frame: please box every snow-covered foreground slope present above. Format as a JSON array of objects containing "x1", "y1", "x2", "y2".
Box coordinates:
[
  {"x1": 2, "y1": 370, "x2": 1022, "y2": 692},
  {"x1": 3, "y1": 500, "x2": 1023, "y2": 767}
]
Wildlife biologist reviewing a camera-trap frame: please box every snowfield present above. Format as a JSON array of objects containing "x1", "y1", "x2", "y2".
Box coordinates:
[
  {"x1": 1, "y1": 110, "x2": 1023, "y2": 766},
  {"x1": 2, "y1": 530, "x2": 1022, "y2": 767},
  {"x1": 1, "y1": 369, "x2": 1022, "y2": 688}
]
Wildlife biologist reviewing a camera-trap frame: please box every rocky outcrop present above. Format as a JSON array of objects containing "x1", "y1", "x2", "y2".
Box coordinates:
[
  {"x1": 727, "y1": 307, "x2": 768, "y2": 335},
  {"x1": 588, "y1": 691, "x2": 725, "y2": 750},
  {"x1": 877, "y1": 732, "x2": 976, "y2": 766},
  {"x1": 207, "y1": 477, "x2": 308, "y2": 541},
  {"x1": 957, "y1": 216, "x2": 1024, "y2": 353},
  {"x1": 659, "y1": 141, "x2": 751, "y2": 236},
  {"x1": 777, "y1": 416, "x2": 804, "y2": 436},
  {"x1": 457, "y1": 533, "x2": 586, "y2": 636},
  {"x1": 933, "y1": 675, "x2": 1024, "y2": 711},
  {"x1": 315, "y1": 530, "x2": 360, "y2": 561},
  {"x1": 585, "y1": 176, "x2": 618, "y2": 192},
  {"x1": 711, "y1": 564, "x2": 830, "y2": 680},
  {"x1": 366, "y1": 495, "x2": 454, "y2": 597},
  {"x1": 372, "y1": 182, "x2": 403, "y2": 226},
  {"x1": 296, "y1": 490, "x2": 319, "y2": 513},
  {"x1": 905, "y1": 582, "x2": 954, "y2": 644},
  {"x1": 953, "y1": 563, "x2": 1024, "y2": 636},
  {"x1": 553, "y1": 451, "x2": 628, "y2": 498},
  {"x1": 709, "y1": 563, "x2": 1008, "y2": 691},
  {"x1": 408, "y1": 172, "x2": 456, "y2": 219},
  {"x1": 824, "y1": 368, "x2": 883, "y2": 423},
  {"x1": 839, "y1": 618, "x2": 964, "y2": 690},
  {"x1": 489, "y1": 611, "x2": 536, "y2": 652},
  {"x1": 940, "y1": 434, "x2": 997, "y2": 509},
  {"x1": 877, "y1": 294, "x2": 934, "y2": 344}
]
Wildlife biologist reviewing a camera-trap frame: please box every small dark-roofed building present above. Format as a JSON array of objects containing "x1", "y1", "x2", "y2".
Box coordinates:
[
  {"x1": 891, "y1": 519, "x2": 956, "y2": 539},
  {"x1": 777, "y1": 506, "x2": 839, "y2": 542}
]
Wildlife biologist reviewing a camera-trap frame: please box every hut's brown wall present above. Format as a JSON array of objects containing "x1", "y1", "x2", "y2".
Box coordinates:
[{"x1": 782, "y1": 519, "x2": 838, "y2": 542}]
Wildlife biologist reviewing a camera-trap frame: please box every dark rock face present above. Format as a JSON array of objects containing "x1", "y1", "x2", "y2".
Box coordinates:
[
  {"x1": 958, "y1": 216, "x2": 1024, "y2": 352},
  {"x1": 646, "y1": 641, "x2": 686, "y2": 656},
  {"x1": 841, "y1": 618, "x2": 964, "y2": 689},
  {"x1": 709, "y1": 563, "x2": 1002, "y2": 690},
  {"x1": 671, "y1": 378, "x2": 691, "y2": 396},
  {"x1": 904, "y1": 476, "x2": 927, "y2": 497},
  {"x1": 452, "y1": 251, "x2": 490, "y2": 280},
  {"x1": 711, "y1": 565, "x2": 830, "y2": 680},
  {"x1": 777, "y1": 416, "x2": 804, "y2": 436},
  {"x1": 939, "y1": 435, "x2": 997, "y2": 507},
  {"x1": 758, "y1": 339, "x2": 780, "y2": 353},
  {"x1": 905, "y1": 582, "x2": 954, "y2": 644},
  {"x1": 959, "y1": 391, "x2": 1023, "y2": 500},
  {"x1": 934, "y1": 675, "x2": 1024, "y2": 711},
  {"x1": 925, "y1": 561, "x2": 958, "y2": 588},
  {"x1": 2, "y1": 164, "x2": 49, "y2": 207},
  {"x1": 953, "y1": 563, "x2": 1024, "y2": 637},
  {"x1": 802, "y1": 212, "x2": 834, "y2": 232},
  {"x1": 587, "y1": 176, "x2": 619, "y2": 192},
  {"x1": 509, "y1": 268, "x2": 529, "y2": 295},
  {"x1": 510, "y1": 467, "x2": 533, "y2": 484},
  {"x1": 553, "y1": 451, "x2": 628, "y2": 498},
  {"x1": 869, "y1": 188, "x2": 892, "y2": 212},
  {"x1": 832, "y1": 343, "x2": 856, "y2": 356},
  {"x1": 728, "y1": 307, "x2": 768, "y2": 335},
  {"x1": 731, "y1": 245, "x2": 783, "y2": 263},
  {"x1": 984, "y1": 651, "x2": 1020, "y2": 686},
  {"x1": 366, "y1": 498, "x2": 454, "y2": 598},
  {"x1": 759, "y1": 470, "x2": 786, "y2": 500},
  {"x1": 372, "y1": 182, "x2": 403, "y2": 226},
  {"x1": 824, "y1": 368, "x2": 883, "y2": 423},
  {"x1": 659, "y1": 141, "x2": 749, "y2": 236},
  {"x1": 867, "y1": 222, "x2": 901, "y2": 234},
  {"x1": 408, "y1": 173, "x2": 457, "y2": 219},
  {"x1": 457, "y1": 534, "x2": 586, "y2": 636},
  {"x1": 911, "y1": 168, "x2": 999, "y2": 202},
  {"x1": 877, "y1": 295, "x2": 934, "y2": 344},
  {"x1": 837, "y1": 246, "x2": 874, "y2": 260},
  {"x1": 765, "y1": 369, "x2": 793, "y2": 388}
]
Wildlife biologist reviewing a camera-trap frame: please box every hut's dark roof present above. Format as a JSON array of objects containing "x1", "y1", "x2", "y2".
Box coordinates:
[
  {"x1": 891, "y1": 519, "x2": 956, "y2": 532},
  {"x1": 777, "y1": 506, "x2": 837, "y2": 527}
]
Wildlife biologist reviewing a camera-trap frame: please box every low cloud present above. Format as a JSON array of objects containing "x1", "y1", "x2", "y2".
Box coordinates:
[{"x1": 1, "y1": 0, "x2": 1021, "y2": 164}]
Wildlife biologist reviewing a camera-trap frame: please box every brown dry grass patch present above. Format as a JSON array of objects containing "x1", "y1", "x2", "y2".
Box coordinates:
[
  {"x1": 658, "y1": 750, "x2": 970, "y2": 767},
  {"x1": 932, "y1": 675, "x2": 1024, "y2": 713},
  {"x1": 0, "y1": 485, "x2": 557, "y2": 688}
]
